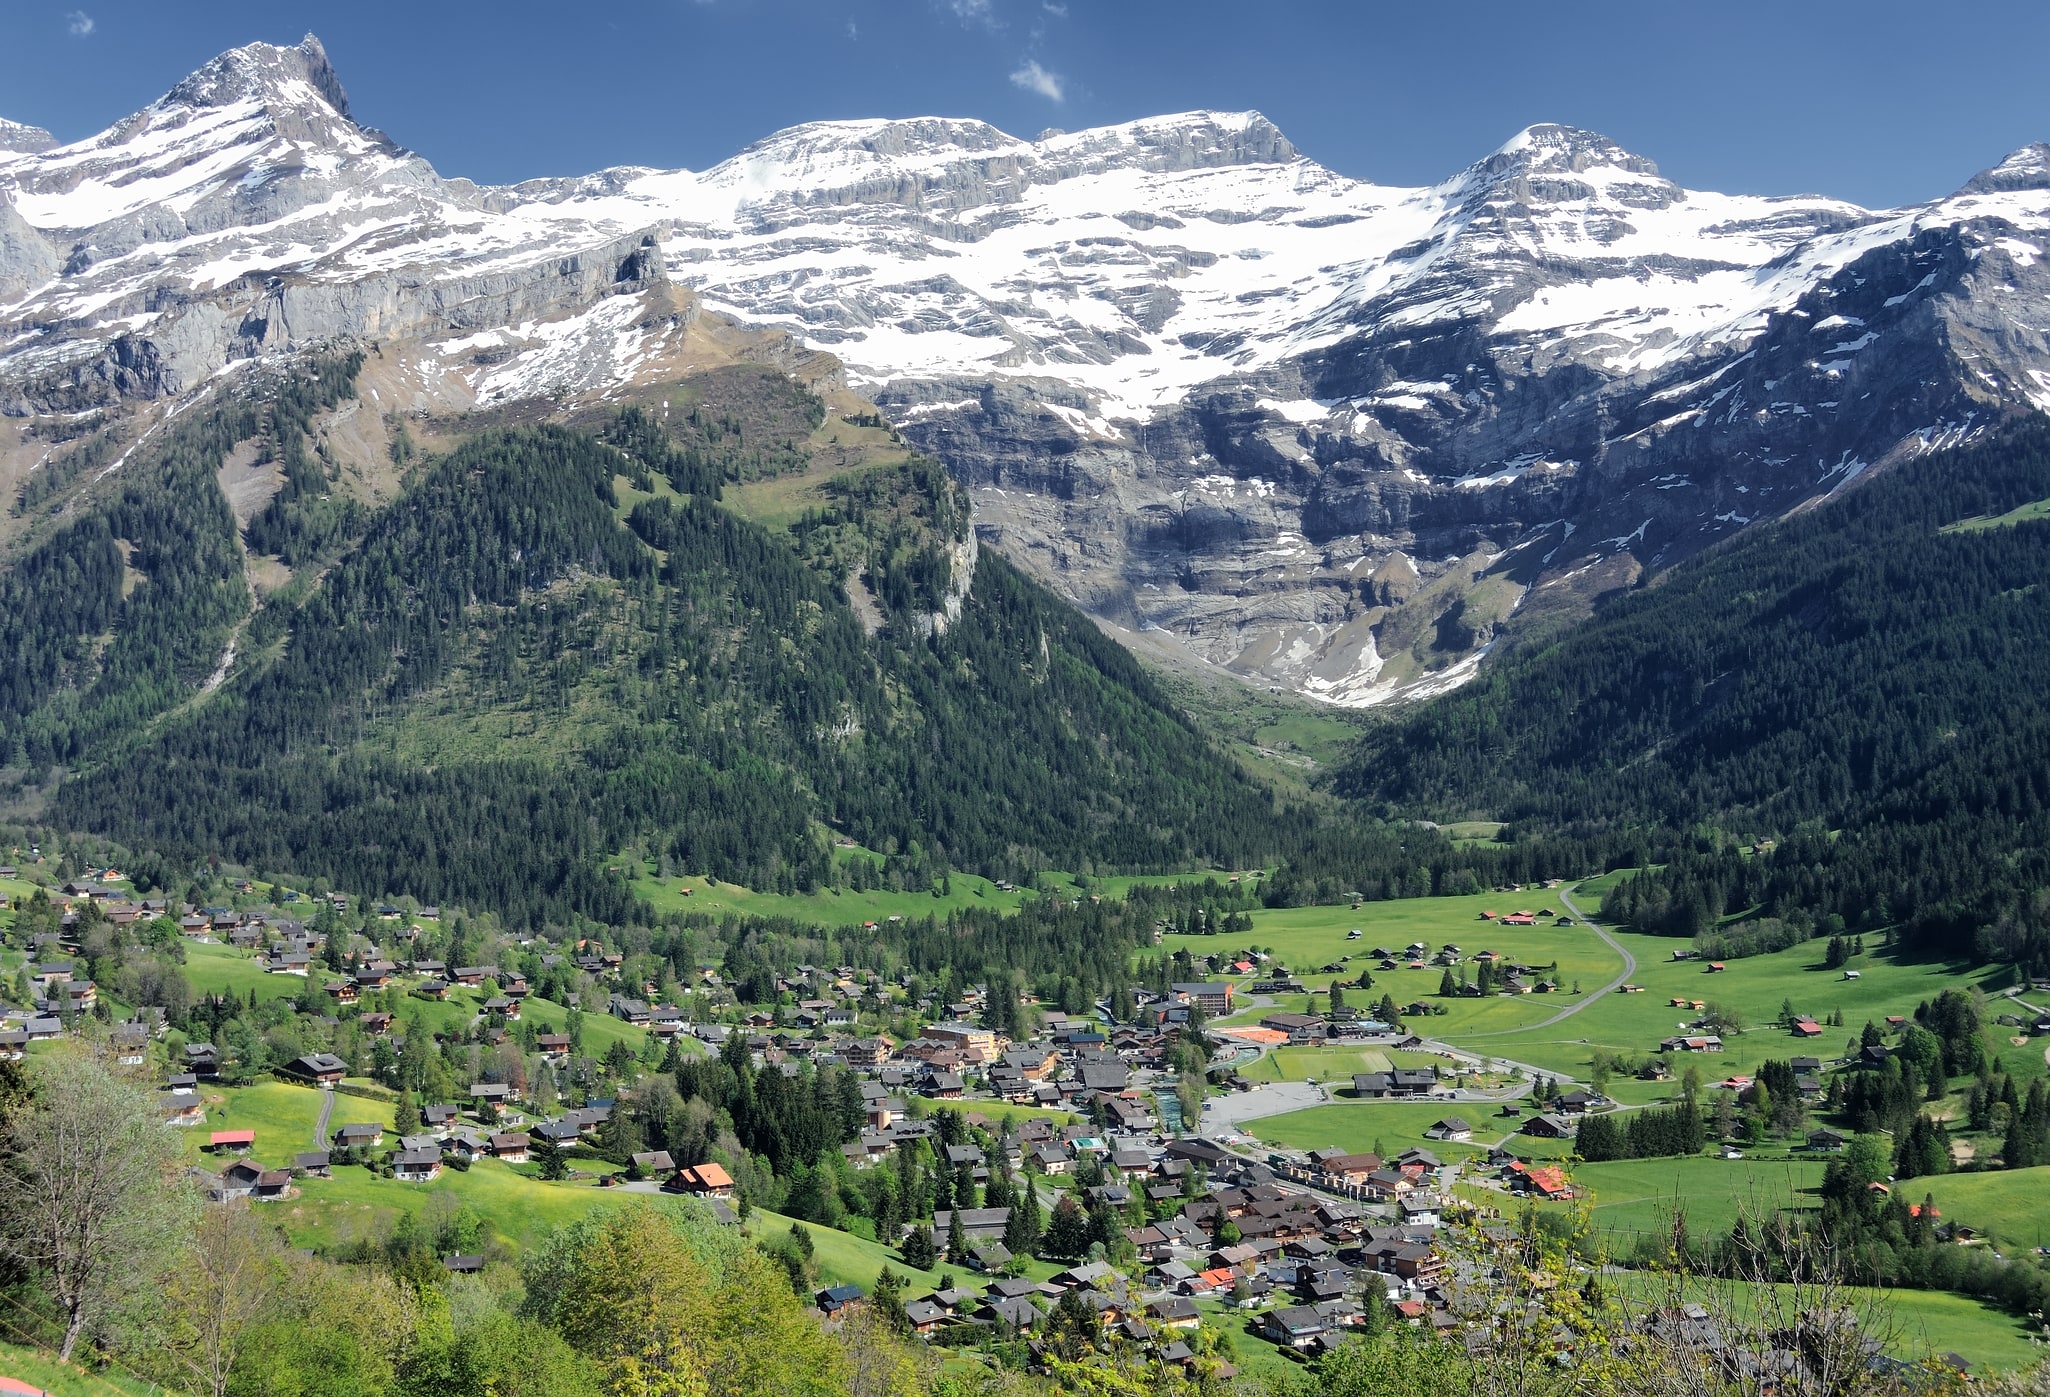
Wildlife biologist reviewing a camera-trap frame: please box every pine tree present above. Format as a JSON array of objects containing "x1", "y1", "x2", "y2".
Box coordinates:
[
  {"x1": 900, "y1": 1223, "x2": 938, "y2": 1271},
  {"x1": 1042, "y1": 1194, "x2": 1091, "y2": 1261},
  {"x1": 945, "y1": 1204, "x2": 969, "y2": 1264}
]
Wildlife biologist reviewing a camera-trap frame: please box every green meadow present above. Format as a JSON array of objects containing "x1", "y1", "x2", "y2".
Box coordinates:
[
  {"x1": 179, "y1": 941, "x2": 661, "y2": 1057},
  {"x1": 1244, "y1": 1100, "x2": 1507, "y2": 1164},
  {"x1": 626, "y1": 852, "x2": 1210, "y2": 930}
]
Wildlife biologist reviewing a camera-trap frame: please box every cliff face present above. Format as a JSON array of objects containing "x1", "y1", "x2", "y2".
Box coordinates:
[{"x1": 5, "y1": 41, "x2": 2047, "y2": 702}]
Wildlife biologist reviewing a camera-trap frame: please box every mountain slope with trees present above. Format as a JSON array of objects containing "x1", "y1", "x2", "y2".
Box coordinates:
[
  {"x1": 1338, "y1": 418, "x2": 2050, "y2": 961},
  {"x1": 7, "y1": 360, "x2": 1303, "y2": 926}
]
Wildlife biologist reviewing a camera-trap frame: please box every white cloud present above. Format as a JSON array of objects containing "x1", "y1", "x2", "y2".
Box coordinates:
[
  {"x1": 1042, "y1": 1, "x2": 1068, "y2": 14},
  {"x1": 1009, "y1": 58, "x2": 1064, "y2": 102},
  {"x1": 845, "y1": 15, "x2": 859, "y2": 38},
  {"x1": 947, "y1": 0, "x2": 997, "y2": 26},
  {"x1": 66, "y1": 9, "x2": 94, "y2": 36}
]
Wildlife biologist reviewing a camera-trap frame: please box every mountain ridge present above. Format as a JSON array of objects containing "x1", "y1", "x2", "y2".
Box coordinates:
[{"x1": 3, "y1": 36, "x2": 2047, "y2": 706}]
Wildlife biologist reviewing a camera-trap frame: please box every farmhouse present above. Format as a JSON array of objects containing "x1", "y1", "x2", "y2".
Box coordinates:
[
  {"x1": 284, "y1": 1053, "x2": 348, "y2": 1085},
  {"x1": 666, "y1": 1162, "x2": 735, "y2": 1198}
]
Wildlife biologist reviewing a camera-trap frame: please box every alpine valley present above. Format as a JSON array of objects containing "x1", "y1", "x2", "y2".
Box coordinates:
[{"x1": 7, "y1": 36, "x2": 2050, "y2": 704}]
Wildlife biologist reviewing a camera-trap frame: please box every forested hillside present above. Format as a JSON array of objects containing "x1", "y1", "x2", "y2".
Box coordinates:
[
  {"x1": 5, "y1": 360, "x2": 1318, "y2": 925},
  {"x1": 1338, "y1": 419, "x2": 2050, "y2": 960}
]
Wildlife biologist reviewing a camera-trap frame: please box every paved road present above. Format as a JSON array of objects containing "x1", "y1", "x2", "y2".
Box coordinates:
[
  {"x1": 1456, "y1": 882, "x2": 1636, "y2": 1039},
  {"x1": 313, "y1": 1086, "x2": 335, "y2": 1148}
]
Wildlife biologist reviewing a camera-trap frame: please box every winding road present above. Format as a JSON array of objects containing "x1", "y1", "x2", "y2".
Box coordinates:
[
  {"x1": 314, "y1": 1086, "x2": 335, "y2": 1149},
  {"x1": 1456, "y1": 882, "x2": 1636, "y2": 1039}
]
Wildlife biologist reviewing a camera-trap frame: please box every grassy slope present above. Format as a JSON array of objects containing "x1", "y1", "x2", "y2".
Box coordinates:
[
  {"x1": 0, "y1": 1341, "x2": 156, "y2": 1397},
  {"x1": 626, "y1": 852, "x2": 1206, "y2": 930},
  {"x1": 180, "y1": 942, "x2": 657, "y2": 1056},
  {"x1": 181, "y1": 1080, "x2": 389, "y2": 1167}
]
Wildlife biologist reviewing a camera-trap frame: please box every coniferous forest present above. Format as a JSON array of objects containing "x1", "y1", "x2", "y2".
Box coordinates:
[{"x1": 1340, "y1": 420, "x2": 2050, "y2": 962}]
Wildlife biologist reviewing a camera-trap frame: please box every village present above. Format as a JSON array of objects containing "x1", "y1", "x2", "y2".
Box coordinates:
[{"x1": 0, "y1": 853, "x2": 2039, "y2": 1381}]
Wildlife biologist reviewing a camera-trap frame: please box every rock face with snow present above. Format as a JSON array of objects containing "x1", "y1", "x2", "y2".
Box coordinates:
[{"x1": 5, "y1": 38, "x2": 2049, "y2": 703}]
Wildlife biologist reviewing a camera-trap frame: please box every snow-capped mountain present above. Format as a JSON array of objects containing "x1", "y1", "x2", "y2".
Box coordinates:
[{"x1": 5, "y1": 36, "x2": 2049, "y2": 703}]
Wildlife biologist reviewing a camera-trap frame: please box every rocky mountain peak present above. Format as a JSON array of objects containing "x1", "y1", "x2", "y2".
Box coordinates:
[
  {"x1": 156, "y1": 34, "x2": 352, "y2": 122},
  {"x1": 1038, "y1": 110, "x2": 1300, "y2": 171},
  {"x1": 1447, "y1": 123, "x2": 1664, "y2": 196},
  {"x1": 0, "y1": 118, "x2": 57, "y2": 156},
  {"x1": 1963, "y1": 141, "x2": 2050, "y2": 194}
]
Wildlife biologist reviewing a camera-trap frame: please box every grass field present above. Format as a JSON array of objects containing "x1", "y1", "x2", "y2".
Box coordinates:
[
  {"x1": 626, "y1": 854, "x2": 1210, "y2": 930},
  {"x1": 182, "y1": 1080, "x2": 392, "y2": 1168},
  {"x1": 1943, "y1": 496, "x2": 2050, "y2": 533},
  {"x1": 739, "y1": 1207, "x2": 953, "y2": 1291},
  {"x1": 265, "y1": 1155, "x2": 646, "y2": 1252},
  {"x1": 179, "y1": 942, "x2": 659, "y2": 1057},
  {"x1": 1604, "y1": 1275, "x2": 2046, "y2": 1372},
  {"x1": 1917, "y1": 1164, "x2": 2050, "y2": 1249},
  {"x1": 1244, "y1": 1100, "x2": 1509, "y2": 1164},
  {"x1": 1469, "y1": 926, "x2": 2008, "y2": 1083},
  {"x1": 1563, "y1": 1152, "x2": 1829, "y2": 1243},
  {"x1": 0, "y1": 1341, "x2": 155, "y2": 1397}
]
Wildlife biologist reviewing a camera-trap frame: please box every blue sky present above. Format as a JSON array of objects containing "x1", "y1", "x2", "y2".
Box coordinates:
[{"x1": 2, "y1": 0, "x2": 2046, "y2": 208}]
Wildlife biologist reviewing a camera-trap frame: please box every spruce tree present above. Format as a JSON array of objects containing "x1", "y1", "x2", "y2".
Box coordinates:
[
  {"x1": 945, "y1": 1204, "x2": 969, "y2": 1264},
  {"x1": 901, "y1": 1223, "x2": 938, "y2": 1271}
]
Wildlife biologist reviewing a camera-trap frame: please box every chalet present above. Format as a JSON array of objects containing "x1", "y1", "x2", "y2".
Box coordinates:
[
  {"x1": 666, "y1": 1162, "x2": 735, "y2": 1198},
  {"x1": 469, "y1": 1083, "x2": 516, "y2": 1115},
  {"x1": 1423, "y1": 1117, "x2": 1472, "y2": 1143},
  {"x1": 393, "y1": 1148, "x2": 444, "y2": 1183},
  {"x1": 816, "y1": 1283, "x2": 865, "y2": 1318},
  {"x1": 360, "y1": 1012, "x2": 394, "y2": 1036},
  {"x1": 1259, "y1": 1306, "x2": 1329, "y2": 1350},
  {"x1": 1807, "y1": 1129, "x2": 1848, "y2": 1152},
  {"x1": 1309, "y1": 1150, "x2": 1382, "y2": 1185},
  {"x1": 1660, "y1": 1035, "x2": 1723, "y2": 1054},
  {"x1": 208, "y1": 1129, "x2": 256, "y2": 1155},
  {"x1": 488, "y1": 1133, "x2": 531, "y2": 1161},
  {"x1": 267, "y1": 952, "x2": 312, "y2": 976},
  {"x1": 185, "y1": 1043, "x2": 221, "y2": 1078},
  {"x1": 1522, "y1": 1113, "x2": 1577, "y2": 1139},
  {"x1": 536, "y1": 1033, "x2": 572, "y2": 1060},
  {"x1": 333, "y1": 1122, "x2": 385, "y2": 1149},
  {"x1": 110, "y1": 1024, "x2": 148, "y2": 1066},
  {"x1": 451, "y1": 966, "x2": 490, "y2": 987},
  {"x1": 920, "y1": 1069, "x2": 964, "y2": 1100},
  {"x1": 1077, "y1": 1062, "x2": 1129, "y2": 1093},
  {"x1": 325, "y1": 981, "x2": 360, "y2": 1005},
  {"x1": 155, "y1": 1088, "x2": 204, "y2": 1127},
  {"x1": 285, "y1": 1053, "x2": 349, "y2": 1086},
  {"x1": 206, "y1": 1159, "x2": 265, "y2": 1201},
  {"x1": 1554, "y1": 1089, "x2": 1597, "y2": 1114}
]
